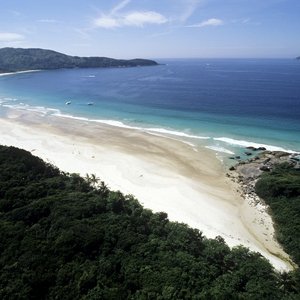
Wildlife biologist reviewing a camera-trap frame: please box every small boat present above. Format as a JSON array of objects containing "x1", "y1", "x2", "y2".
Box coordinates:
[
  {"x1": 65, "y1": 101, "x2": 71, "y2": 105},
  {"x1": 87, "y1": 102, "x2": 94, "y2": 106}
]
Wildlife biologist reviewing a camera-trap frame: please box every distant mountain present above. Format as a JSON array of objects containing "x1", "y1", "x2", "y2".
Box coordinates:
[
  {"x1": 297, "y1": 56, "x2": 300, "y2": 60},
  {"x1": 0, "y1": 47, "x2": 158, "y2": 73}
]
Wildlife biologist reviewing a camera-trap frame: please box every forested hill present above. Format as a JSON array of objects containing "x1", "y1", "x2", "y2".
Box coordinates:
[
  {"x1": 0, "y1": 145, "x2": 299, "y2": 299},
  {"x1": 256, "y1": 162, "x2": 300, "y2": 267},
  {"x1": 0, "y1": 47, "x2": 158, "y2": 73}
]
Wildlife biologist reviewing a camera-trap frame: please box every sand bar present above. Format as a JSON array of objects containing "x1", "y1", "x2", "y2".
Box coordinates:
[{"x1": 0, "y1": 109, "x2": 294, "y2": 271}]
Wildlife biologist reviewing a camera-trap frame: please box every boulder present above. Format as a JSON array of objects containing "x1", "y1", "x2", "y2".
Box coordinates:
[
  {"x1": 260, "y1": 165, "x2": 270, "y2": 172},
  {"x1": 274, "y1": 151, "x2": 290, "y2": 158},
  {"x1": 290, "y1": 157, "x2": 300, "y2": 162}
]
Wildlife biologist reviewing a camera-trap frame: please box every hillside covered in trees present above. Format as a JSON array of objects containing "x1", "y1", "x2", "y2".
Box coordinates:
[
  {"x1": 256, "y1": 163, "x2": 300, "y2": 267},
  {"x1": 0, "y1": 145, "x2": 299, "y2": 299},
  {"x1": 0, "y1": 48, "x2": 158, "y2": 73}
]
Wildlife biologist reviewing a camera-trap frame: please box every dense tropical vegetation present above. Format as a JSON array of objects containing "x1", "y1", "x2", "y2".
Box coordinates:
[
  {"x1": 0, "y1": 145, "x2": 299, "y2": 299},
  {"x1": 256, "y1": 162, "x2": 300, "y2": 266},
  {"x1": 0, "y1": 48, "x2": 158, "y2": 73}
]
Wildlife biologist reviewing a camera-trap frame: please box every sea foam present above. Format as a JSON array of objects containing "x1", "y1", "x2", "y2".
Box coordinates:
[
  {"x1": 214, "y1": 137, "x2": 297, "y2": 153},
  {"x1": 54, "y1": 112, "x2": 210, "y2": 140},
  {"x1": 205, "y1": 146, "x2": 235, "y2": 155},
  {"x1": 2, "y1": 102, "x2": 297, "y2": 155},
  {"x1": 146, "y1": 128, "x2": 210, "y2": 139},
  {"x1": 2, "y1": 103, "x2": 60, "y2": 115}
]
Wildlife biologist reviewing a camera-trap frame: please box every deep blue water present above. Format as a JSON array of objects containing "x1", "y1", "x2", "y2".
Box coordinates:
[{"x1": 0, "y1": 59, "x2": 300, "y2": 158}]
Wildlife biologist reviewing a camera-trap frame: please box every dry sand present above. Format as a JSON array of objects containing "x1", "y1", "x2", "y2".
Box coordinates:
[{"x1": 0, "y1": 109, "x2": 294, "y2": 271}]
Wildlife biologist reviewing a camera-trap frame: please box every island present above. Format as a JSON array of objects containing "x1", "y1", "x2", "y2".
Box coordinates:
[{"x1": 0, "y1": 47, "x2": 158, "y2": 73}]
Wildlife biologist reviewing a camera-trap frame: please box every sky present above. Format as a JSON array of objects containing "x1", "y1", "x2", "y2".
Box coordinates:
[{"x1": 0, "y1": 0, "x2": 299, "y2": 59}]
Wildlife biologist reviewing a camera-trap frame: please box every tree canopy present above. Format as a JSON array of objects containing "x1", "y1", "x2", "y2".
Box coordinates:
[
  {"x1": 0, "y1": 145, "x2": 299, "y2": 299},
  {"x1": 256, "y1": 162, "x2": 300, "y2": 266},
  {"x1": 0, "y1": 48, "x2": 158, "y2": 73}
]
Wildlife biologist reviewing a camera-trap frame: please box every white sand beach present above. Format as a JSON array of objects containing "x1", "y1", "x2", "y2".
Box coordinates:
[
  {"x1": 0, "y1": 109, "x2": 294, "y2": 271},
  {"x1": 0, "y1": 70, "x2": 40, "y2": 76}
]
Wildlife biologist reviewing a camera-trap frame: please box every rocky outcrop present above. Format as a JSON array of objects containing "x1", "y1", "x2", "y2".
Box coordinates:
[
  {"x1": 227, "y1": 151, "x2": 300, "y2": 205},
  {"x1": 226, "y1": 150, "x2": 299, "y2": 269}
]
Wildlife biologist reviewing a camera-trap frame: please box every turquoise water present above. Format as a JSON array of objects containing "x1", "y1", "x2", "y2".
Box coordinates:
[{"x1": 0, "y1": 59, "x2": 299, "y2": 159}]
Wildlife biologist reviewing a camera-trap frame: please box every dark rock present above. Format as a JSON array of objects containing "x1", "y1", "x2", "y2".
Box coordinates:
[
  {"x1": 229, "y1": 166, "x2": 235, "y2": 171},
  {"x1": 229, "y1": 157, "x2": 235, "y2": 160},
  {"x1": 245, "y1": 152, "x2": 252, "y2": 156},
  {"x1": 260, "y1": 166, "x2": 270, "y2": 172},
  {"x1": 246, "y1": 146, "x2": 256, "y2": 150},
  {"x1": 235, "y1": 156, "x2": 241, "y2": 159},
  {"x1": 290, "y1": 157, "x2": 300, "y2": 162},
  {"x1": 274, "y1": 151, "x2": 290, "y2": 158},
  {"x1": 288, "y1": 160, "x2": 297, "y2": 167},
  {"x1": 257, "y1": 147, "x2": 266, "y2": 151}
]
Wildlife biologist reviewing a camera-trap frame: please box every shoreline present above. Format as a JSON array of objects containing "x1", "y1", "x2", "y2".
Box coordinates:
[
  {"x1": 0, "y1": 70, "x2": 41, "y2": 77},
  {"x1": 0, "y1": 109, "x2": 294, "y2": 271},
  {"x1": 227, "y1": 151, "x2": 299, "y2": 269}
]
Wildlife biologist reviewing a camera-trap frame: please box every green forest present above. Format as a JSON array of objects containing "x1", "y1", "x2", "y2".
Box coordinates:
[
  {"x1": 256, "y1": 162, "x2": 300, "y2": 267},
  {"x1": 0, "y1": 145, "x2": 299, "y2": 299},
  {"x1": 0, "y1": 48, "x2": 158, "y2": 73}
]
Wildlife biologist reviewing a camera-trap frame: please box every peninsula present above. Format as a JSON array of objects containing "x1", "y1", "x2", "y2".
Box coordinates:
[{"x1": 0, "y1": 47, "x2": 158, "y2": 73}]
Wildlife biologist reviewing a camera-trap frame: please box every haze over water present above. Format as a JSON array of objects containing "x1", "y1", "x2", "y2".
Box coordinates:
[{"x1": 0, "y1": 59, "x2": 300, "y2": 159}]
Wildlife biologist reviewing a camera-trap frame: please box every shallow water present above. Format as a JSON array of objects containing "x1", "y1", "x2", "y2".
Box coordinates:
[{"x1": 0, "y1": 59, "x2": 299, "y2": 160}]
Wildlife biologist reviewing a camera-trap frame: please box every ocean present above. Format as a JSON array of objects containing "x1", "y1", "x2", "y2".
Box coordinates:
[{"x1": 0, "y1": 59, "x2": 299, "y2": 162}]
